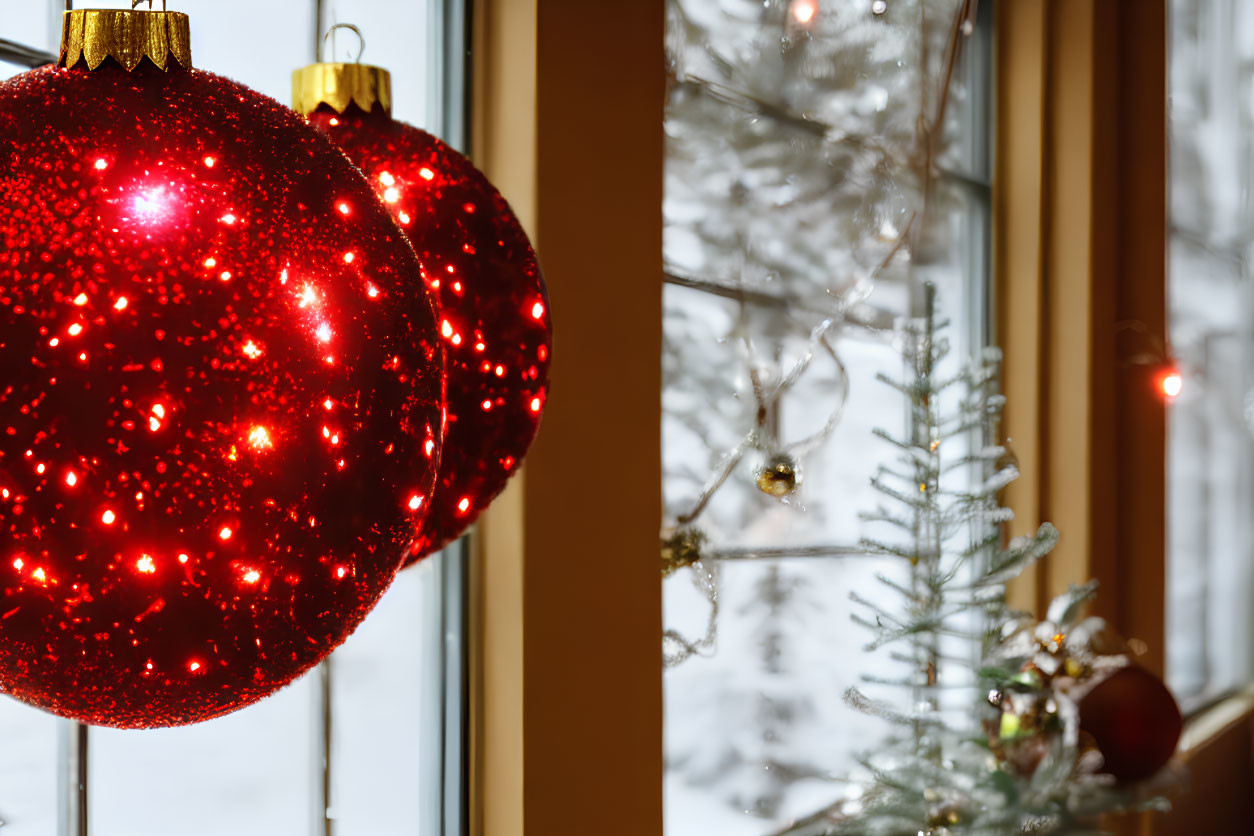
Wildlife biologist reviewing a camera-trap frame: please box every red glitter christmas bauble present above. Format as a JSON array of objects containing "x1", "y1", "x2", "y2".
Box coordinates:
[
  {"x1": 1077, "y1": 664, "x2": 1182, "y2": 782},
  {"x1": 306, "y1": 105, "x2": 550, "y2": 562},
  {"x1": 0, "y1": 63, "x2": 444, "y2": 727}
]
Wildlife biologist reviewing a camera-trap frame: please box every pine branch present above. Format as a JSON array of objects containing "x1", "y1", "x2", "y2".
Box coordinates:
[
  {"x1": 973, "y1": 524, "x2": 1061, "y2": 587},
  {"x1": 858, "y1": 508, "x2": 916, "y2": 532},
  {"x1": 844, "y1": 687, "x2": 947, "y2": 729}
]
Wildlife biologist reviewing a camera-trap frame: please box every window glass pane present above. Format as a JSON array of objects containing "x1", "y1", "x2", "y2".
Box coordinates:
[
  {"x1": 327, "y1": 556, "x2": 447, "y2": 836},
  {"x1": 662, "y1": 2, "x2": 991, "y2": 834},
  {"x1": 0, "y1": 1, "x2": 57, "y2": 81},
  {"x1": 91, "y1": 683, "x2": 319, "y2": 835},
  {"x1": 0, "y1": 711, "x2": 58, "y2": 836},
  {"x1": 1166, "y1": 0, "x2": 1254, "y2": 709},
  {"x1": 0, "y1": 2, "x2": 462, "y2": 832}
]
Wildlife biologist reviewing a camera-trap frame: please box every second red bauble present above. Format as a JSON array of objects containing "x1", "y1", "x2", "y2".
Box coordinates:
[{"x1": 303, "y1": 87, "x2": 551, "y2": 563}]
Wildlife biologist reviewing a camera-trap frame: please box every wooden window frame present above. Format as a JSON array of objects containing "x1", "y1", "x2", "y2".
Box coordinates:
[
  {"x1": 467, "y1": 2, "x2": 665, "y2": 835},
  {"x1": 996, "y1": 1, "x2": 1254, "y2": 833}
]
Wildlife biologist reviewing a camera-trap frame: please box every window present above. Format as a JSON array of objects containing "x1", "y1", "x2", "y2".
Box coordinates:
[
  {"x1": 1165, "y1": 0, "x2": 1254, "y2": 712},
  {"x1": 0, "y1": 3, "x2": 467, "y2": 833},
  {"x1": 661, "y1": 2, "x2": 991, "y2": 833}
]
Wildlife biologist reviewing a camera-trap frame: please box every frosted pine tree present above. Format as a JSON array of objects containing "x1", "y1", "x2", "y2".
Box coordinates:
[{"x1": 775, "y1": 285, "x2": 1171, "y2": 836}]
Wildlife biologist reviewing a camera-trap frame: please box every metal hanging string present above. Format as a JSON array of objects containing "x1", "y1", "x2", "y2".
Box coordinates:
[
  {"x1": 321, "y1": 23, "x2": 366, "y2": 64},
  {"x1": 131, "y1": 1, "x2": 168, "y2": 10}
]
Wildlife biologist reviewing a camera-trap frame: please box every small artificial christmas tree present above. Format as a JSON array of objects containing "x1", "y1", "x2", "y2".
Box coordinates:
[{"x1": 777, "y1": 284, "x2": 1180, "y2": 836}]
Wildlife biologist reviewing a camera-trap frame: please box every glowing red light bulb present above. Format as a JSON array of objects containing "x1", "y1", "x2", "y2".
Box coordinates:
[{"x1": 1159, "y1": 368, "x2": 1183, "y2": 401}]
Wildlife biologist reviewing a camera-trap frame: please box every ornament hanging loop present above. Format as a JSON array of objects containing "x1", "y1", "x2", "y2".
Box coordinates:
[
  {"x1": 131, "y1": 0, "x2": 168, "y2": 10},
  {"x1": 293, "y1": 24, "x2": 391, "y2": 116},
  {"x1": 322, "y1": 23, "x2": 366, "y2": 64}
]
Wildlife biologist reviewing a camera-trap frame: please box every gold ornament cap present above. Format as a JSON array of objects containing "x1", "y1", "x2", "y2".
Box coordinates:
[
  {"x1": 293, "y1": 24, "x2": 392, "y2": 117},
  {"x1": 59, "y1": 10, "x2": 192, "y2": 72},
  {"x1": 292, "y1": 62, "x2": 393, "y2": 117}
]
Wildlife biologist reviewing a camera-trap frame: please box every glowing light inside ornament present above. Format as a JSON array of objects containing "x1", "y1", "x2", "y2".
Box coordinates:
[
  {"x1": 113, "y1": 297, "x2": 128, "y2": 311},
  {"x1": 1160, "y1": 369, "x2": 1183, "y2": 400},
  {"x1": 242, "y1": 340, "x2": 263, "y2": 360},
  {"x1": 315, "y1": 322, "x2": 333, "y2": 343},
  {"x1": 337, "y1": 202, "x2": 351, "y2": 216},
  {"x1": 101, "y1": 510, "x2": 116, "y2": 526},
  {"x1": 218, "y1": 527, "x2": 233, "y2": 541},
  {"x1": 531, "y1": 301, "x2": 545, "y2": 320},
  {"x1": 94, "y1": 158, "x2": 108, "y2": 171},
  {"x1": 242, "y1": 569, "x2": 261, "y2": 584},
  {"x1": 204, "y1": 156, "x2": 217, "y2": 168},
  {"x1": 408, "y1": 494, "x2": 423, "y2": 511},
  {"x1": 131, "y1": 187, "x2": 168, "y2": 220},
  {"x1": 419, "y1": 168, "x2": 435, "y2": 181},
  {"x1": 148, "y1": 403, "x2": 167, "y2": 432},
  {"x1": 65, "y1": 471, "x2": 78, "y2": 487},
  {"x1": 457, "y1": 497, "x2": 471, "y2": 515},
  {"x1": 73, "y1": 293, "x2": 88, "y2": 306},
  {"x1": 136, "y1": 556, "x2": 156, "y2": 574},
  {"x1": 247, "y1": 426, "x2": 273, "y2": 451}
]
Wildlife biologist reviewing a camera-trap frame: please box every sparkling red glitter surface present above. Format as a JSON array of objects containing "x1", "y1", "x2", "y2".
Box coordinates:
[
  {"x1": 309, "y1": 106, "x2": 551, "y2": 563},
  {"x1": 0, "y1": 63, "x2": 444, "y2": 728}
]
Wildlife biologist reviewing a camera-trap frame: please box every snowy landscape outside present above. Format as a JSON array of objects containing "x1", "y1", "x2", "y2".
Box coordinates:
[
  {"x1": 661, "y1": 1, "x2": 990, "y2": 833},
  {"x1": 1165, "y1": 0, "x2": 1254, "y2": 709}
]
